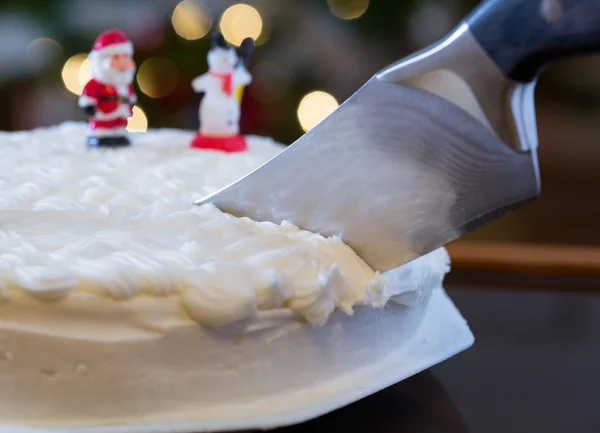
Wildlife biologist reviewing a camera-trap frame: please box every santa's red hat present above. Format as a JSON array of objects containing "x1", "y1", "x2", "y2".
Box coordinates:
[{"x1": 91, "y1": 29, "x2": 133, "y2": 57}]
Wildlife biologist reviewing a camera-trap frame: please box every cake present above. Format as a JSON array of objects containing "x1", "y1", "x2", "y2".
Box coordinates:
[{"x1": 0, "y1": 123, "x2": 462, "y2": 431}]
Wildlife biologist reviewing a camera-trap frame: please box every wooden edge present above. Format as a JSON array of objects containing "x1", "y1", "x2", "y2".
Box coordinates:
[{"x1": 446, "y1": 241, "x2": 600, "y2": 277}]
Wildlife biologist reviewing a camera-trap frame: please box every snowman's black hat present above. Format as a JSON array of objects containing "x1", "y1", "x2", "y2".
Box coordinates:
[{"x1": 211, "y1": 32, "x2": 229, "y2": 50}]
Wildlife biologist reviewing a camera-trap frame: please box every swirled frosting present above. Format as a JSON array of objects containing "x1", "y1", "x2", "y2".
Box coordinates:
[{"x1": 0, "y1": 123, "x2": 449, "y2": 327}]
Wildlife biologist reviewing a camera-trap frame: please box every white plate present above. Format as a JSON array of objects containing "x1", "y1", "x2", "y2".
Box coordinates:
[{"x1": 2, "y1": 289, "x2": 473, "y2": 433}]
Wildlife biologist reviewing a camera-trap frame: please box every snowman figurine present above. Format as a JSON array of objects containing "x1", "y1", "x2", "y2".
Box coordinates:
[{"x1": 191, "y1": 33, "x2": 254, "y2": 152}]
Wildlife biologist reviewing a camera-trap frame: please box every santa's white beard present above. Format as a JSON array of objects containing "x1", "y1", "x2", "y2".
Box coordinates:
[{"x1": 90, "y1": 56, "x2": 135, "y2": 95}]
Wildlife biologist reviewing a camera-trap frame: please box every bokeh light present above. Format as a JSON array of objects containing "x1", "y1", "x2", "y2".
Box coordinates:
[
  {"x1": 172, "y1": 0, "x2": 212, "y2": 41},
  {"x1": 127, "y1": 106, "x2": 148, "y2": 132},
  {"x1": 61, "y1": 53, "x2": 88, "y2": 95},
  {"x1": 137, "y1": 57, "x2": 179, "y2": 99},
  {"x1": 26, "y1": 38, "x2": 63, "y2": 70},
  {"x1": 297, "y1": 91, "x2": 339, "y2": 132},
  {"x1": 77, "y1": 58, "x2": 91, "y2": 89},
  {"x1": 219, "y1": 4, "x2": 263, "y2": 47},
  {"x1": 327, "y1": 0, "x2": 370, "y2": 20}
]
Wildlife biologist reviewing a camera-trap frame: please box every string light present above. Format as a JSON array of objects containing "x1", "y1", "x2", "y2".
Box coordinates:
[
  {"x1": 297, "y1": 91, "x2": 339, "y2": 132},
  {"x1": 172, "y1": 0, "x2": 212, "y2": 40},
  {"x1": 137, "y1": 57, "x2": 179, "y2": 98},
  {"x1": 127, "y1": 106, "x2": 148, "y2": 132},
  {"x1": 219, "y1": 4, "x2": 263, "y2": 47},
  {"x1": 61, "y1": 53, "x2": 88, "y2": 95},
  {"x1": 327, "y1": 0, "x2": 370, "y2": 20}
]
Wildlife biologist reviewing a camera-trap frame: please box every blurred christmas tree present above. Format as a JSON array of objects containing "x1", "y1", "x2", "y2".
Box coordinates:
[{"x1": 0, "y1": 0, "x2": 480, "y2": 143}]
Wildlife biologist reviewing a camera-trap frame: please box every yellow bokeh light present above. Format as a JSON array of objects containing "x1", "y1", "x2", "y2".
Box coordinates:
[
  {"x1": 137, "y1": 57, "x2": 179, "y2": 99},
  {"x1": 127, "y1": 106, "x2": 148, "y2": 133},
  {"x1": 172, "y1": 0, "x2": 212, "y2": 40},
  {"x1": 61, "y1": 53, "x2": 88, "y2": 95},
  {"x1": 219, "y1": 4, "x2": 263, "y2": 47},
  {"x1": 327, "y1": 0, "x2": 369, "y2": 20},
  {"x1": 78, "y1": 58, "x2": 92, "y2": 88},
  {"x1": 297, "y1": 91, "x2": 339, "y2": 132}
]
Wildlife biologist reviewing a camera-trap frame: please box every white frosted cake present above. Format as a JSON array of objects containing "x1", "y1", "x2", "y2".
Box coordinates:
[{"x1": 0, "y1": 123, "x2": 458, "y2": 431}]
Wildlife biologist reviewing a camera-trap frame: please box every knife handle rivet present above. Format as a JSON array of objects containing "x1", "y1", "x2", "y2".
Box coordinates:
[{"x1": 540, "y1": 0, "x2": 563, "y2": 23}]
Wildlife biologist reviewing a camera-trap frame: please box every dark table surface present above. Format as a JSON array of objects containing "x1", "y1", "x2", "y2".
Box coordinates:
[{"x1": 272, "y1": 279, "x2": 600, "y2": 433}]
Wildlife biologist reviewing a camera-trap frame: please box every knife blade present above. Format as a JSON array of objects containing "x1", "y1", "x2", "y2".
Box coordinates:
[{"x1": 196, "y1": 0, "x2": 600, "y2": 272}]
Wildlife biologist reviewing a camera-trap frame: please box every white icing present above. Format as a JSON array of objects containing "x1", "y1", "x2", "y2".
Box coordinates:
[
  {"x1": 182, "y1": 262, "x2": 258, "y2": 326},
  {"x1": 0, "y1": 123, "x2": 449, "y2": 327},
  {"x1": 14, "y1": 266, "x2": 76, "y2": 300},
  {"x1": 0, "y1": 123, "x2": 461, "y2": 430}
]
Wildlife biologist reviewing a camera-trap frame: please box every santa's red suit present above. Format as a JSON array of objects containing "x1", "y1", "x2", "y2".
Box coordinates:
[
  {"x1": 78, "y1": 29, "x2": 136, "y2": 147},
  {"x1": 80, "y1": 79, "x2": 136, "y2": 133}
]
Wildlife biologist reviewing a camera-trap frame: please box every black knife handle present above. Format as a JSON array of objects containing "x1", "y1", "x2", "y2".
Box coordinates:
[{"x1": 467, "y1": 0, "x2": 600, "y2": 82}]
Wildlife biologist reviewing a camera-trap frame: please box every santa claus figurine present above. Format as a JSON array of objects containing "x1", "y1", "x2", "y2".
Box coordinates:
[
  {"x1": 190, "y1": 33, "x2": 254, "y2": 152},
  {"x1": 78, "y1": 30, "x2": 137, "y2": 147}
]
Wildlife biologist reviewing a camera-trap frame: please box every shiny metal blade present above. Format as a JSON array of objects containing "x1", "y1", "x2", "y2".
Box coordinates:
[{"x1": 196, "y1": 78, "x2": 539, "y2": 272}]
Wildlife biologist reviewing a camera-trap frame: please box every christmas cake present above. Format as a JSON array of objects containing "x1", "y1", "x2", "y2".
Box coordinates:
[{"x1": 0, "y1": 123, "x2": 452, "y2": 430}]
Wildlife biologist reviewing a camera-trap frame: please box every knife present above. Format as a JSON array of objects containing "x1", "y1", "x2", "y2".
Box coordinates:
[{"x1": 196, "y1": 0, "x2": 600, "y2": 272}]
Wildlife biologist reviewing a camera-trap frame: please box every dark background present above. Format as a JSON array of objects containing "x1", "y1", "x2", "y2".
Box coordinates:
[{"x1": 1, "y1": 0, "x2": 599, "y2": 246}]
